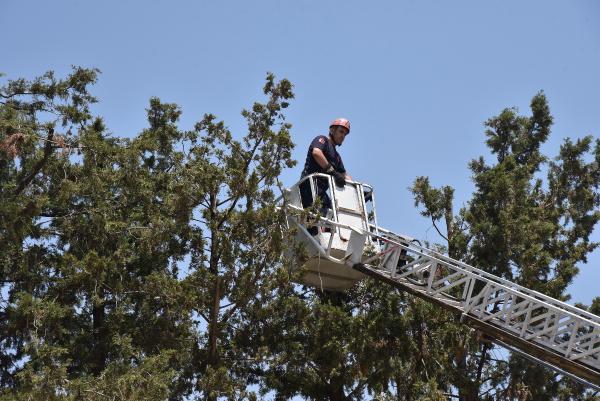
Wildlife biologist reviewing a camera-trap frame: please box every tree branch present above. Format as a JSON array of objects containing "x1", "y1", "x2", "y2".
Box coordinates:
[
  {"x1": 197, "y1": 310, "x2": 209, "y2": 324},
  {"x1": 0, "y1": 90, "x2": 35, "y2": 99},
  {"x1": 475, "y1": 343, "x2": 491, "y2": 387},
  {"x1": 431, "y1": 218, "x2": 449, "y2": 242},
  {"x1": 217, "y1": 138, "x2": 264, "y2": 230},
  {"x1": 14, "y1": 127, "x2": 55, "y2": 195}
]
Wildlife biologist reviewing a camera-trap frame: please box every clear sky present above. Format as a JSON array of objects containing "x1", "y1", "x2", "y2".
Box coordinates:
[{"x1": 2, "y1": 0, "x2": 599, "y2": 305}]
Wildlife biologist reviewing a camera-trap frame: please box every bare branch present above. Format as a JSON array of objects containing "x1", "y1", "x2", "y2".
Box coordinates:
[{"x1": 431, "y1": 218, "x2": 449, "y2": 242}]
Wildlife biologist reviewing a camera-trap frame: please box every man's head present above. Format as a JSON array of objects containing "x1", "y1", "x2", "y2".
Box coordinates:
[{"x1": 329, "y1": 118, "x2": 350, "y2": 146}]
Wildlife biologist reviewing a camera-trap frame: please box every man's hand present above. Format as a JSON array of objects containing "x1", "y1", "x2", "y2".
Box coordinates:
[
  {"x1": 332, "y1": 171, "x2": 346, "y2": 187},
  {"x1": 325, "y1": 163, "x2": 346, "y2": 187}
]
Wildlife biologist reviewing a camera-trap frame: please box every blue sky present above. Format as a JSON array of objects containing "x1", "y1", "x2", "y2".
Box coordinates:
[{"x1": 2, "y1": 0, "x2": 599, "y2": 305}]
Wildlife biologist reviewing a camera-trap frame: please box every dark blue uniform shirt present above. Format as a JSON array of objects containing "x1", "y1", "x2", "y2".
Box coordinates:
[{"x1": 301, "y1": 135, "x2": 346, "y2": 180}]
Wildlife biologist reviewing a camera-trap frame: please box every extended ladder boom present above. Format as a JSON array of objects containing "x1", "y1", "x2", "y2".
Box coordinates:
[{"x1": 355, "y1": 226, "x2": 600, "y2": 389}]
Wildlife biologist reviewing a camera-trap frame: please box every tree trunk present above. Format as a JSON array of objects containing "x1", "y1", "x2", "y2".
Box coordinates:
[
  {"x1": 443, "y1": 189, "x2": 457, "y2": 259},
  {"x1": 319, "y1": 291, "x2": 348, "y2": 401},
  {"x1": 207, "y1": 275, "x2": 220, "y2": 368},
  {"x1": 206, "y1": 192, "x2": 221, "y2": 401},
  {"x1": 456, "y1": 345, "x2": 489, "y2": 401},
  {"x1": 444, "y1": 193, "x2": 482, "y2": 401},
  {"x1": 91, "y1": 296, "x2": 106, "y2": 375},
  {"x1": 328, "y1": 374, "x2": 346, "y2": 401},
  {"x1": 205, "y1": 274, "x2": 220, "y2": 401}
]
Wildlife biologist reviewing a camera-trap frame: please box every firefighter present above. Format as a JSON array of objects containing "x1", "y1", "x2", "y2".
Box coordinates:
[{"x1": 299, "y1": 118, "x2": 352, "y2": 234}]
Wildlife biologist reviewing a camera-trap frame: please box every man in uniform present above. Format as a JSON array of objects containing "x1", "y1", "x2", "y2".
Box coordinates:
[{"x1": 299, "y1": 118, "x2": 352, "y2": 234}]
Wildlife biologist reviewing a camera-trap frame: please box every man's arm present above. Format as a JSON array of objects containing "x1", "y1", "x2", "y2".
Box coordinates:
[{"x1": 311, "y1": 148, "x2": 330, "y2": 169}]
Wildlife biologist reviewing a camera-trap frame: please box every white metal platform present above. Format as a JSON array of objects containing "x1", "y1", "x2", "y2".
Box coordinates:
[{"x1": 284, "y1": 174, "x2": 377, "y2": 291}]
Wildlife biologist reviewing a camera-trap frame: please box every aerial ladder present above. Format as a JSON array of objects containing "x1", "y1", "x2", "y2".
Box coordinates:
[{"x1": 282, "y1": 173, "x2": 600, "y2": 390}]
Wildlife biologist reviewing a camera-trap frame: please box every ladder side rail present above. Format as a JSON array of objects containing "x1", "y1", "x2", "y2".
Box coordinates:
[
  {"x1": 416, "y1": 248, "x2": 596, "y2": 321},
  {"x1": 392, "y1": 240, "x2": 595, "y2": 324},
  {"x1": 366, "y1": 261, "x2": 600, "y2": 371},
  {"x1": 371, "y1": 230, "x2": 600, "y2": 324},
  {"x1": 572, "y1": 340, "x2": 600, "y2": 361},
  {"x1": 369, "y1": 233, "x2": 600, "y2": 369},
  {"x1": 361, "y1": 230, "x2": 600, "y2": 364},
  {"x1": 411, "y1": 243, "x2": 600, "y2": 323},
  {"x1": 361, "y1": 229, "x2": 600, "y2": 361},
  {"x1": 371, "y1": 229, "x2": 592, "y2": 319},
  {"x1": 412, "y1": 247, "x2": 600, "y2": 334},
  {"x1": 356, "y1": 262, "x2": 600, "y2": 388},
  {"x1": 367, "y1": 240, "x2": 596, "y2": 341}
]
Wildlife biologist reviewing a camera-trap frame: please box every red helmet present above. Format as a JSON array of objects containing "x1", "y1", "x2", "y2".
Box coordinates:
[{"x1": 330, "y1": 118, "x2": 350, "y2": 133}]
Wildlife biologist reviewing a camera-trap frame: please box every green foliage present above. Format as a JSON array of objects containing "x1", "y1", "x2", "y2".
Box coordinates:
[
  {"x1": 0, "y1": 68, "x2": 296, "y2": 400},
  {"x1": 2, "y1": 69, "x2": 597, "y2": 401},
  {"x1": 249, "y1": 282, "x2": 457, "y2": 401}
]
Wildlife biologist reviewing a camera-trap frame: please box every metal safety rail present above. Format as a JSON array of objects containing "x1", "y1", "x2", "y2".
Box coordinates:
[{"x1": 284, "y1": 201, "x2": 600, "y2": 388}]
